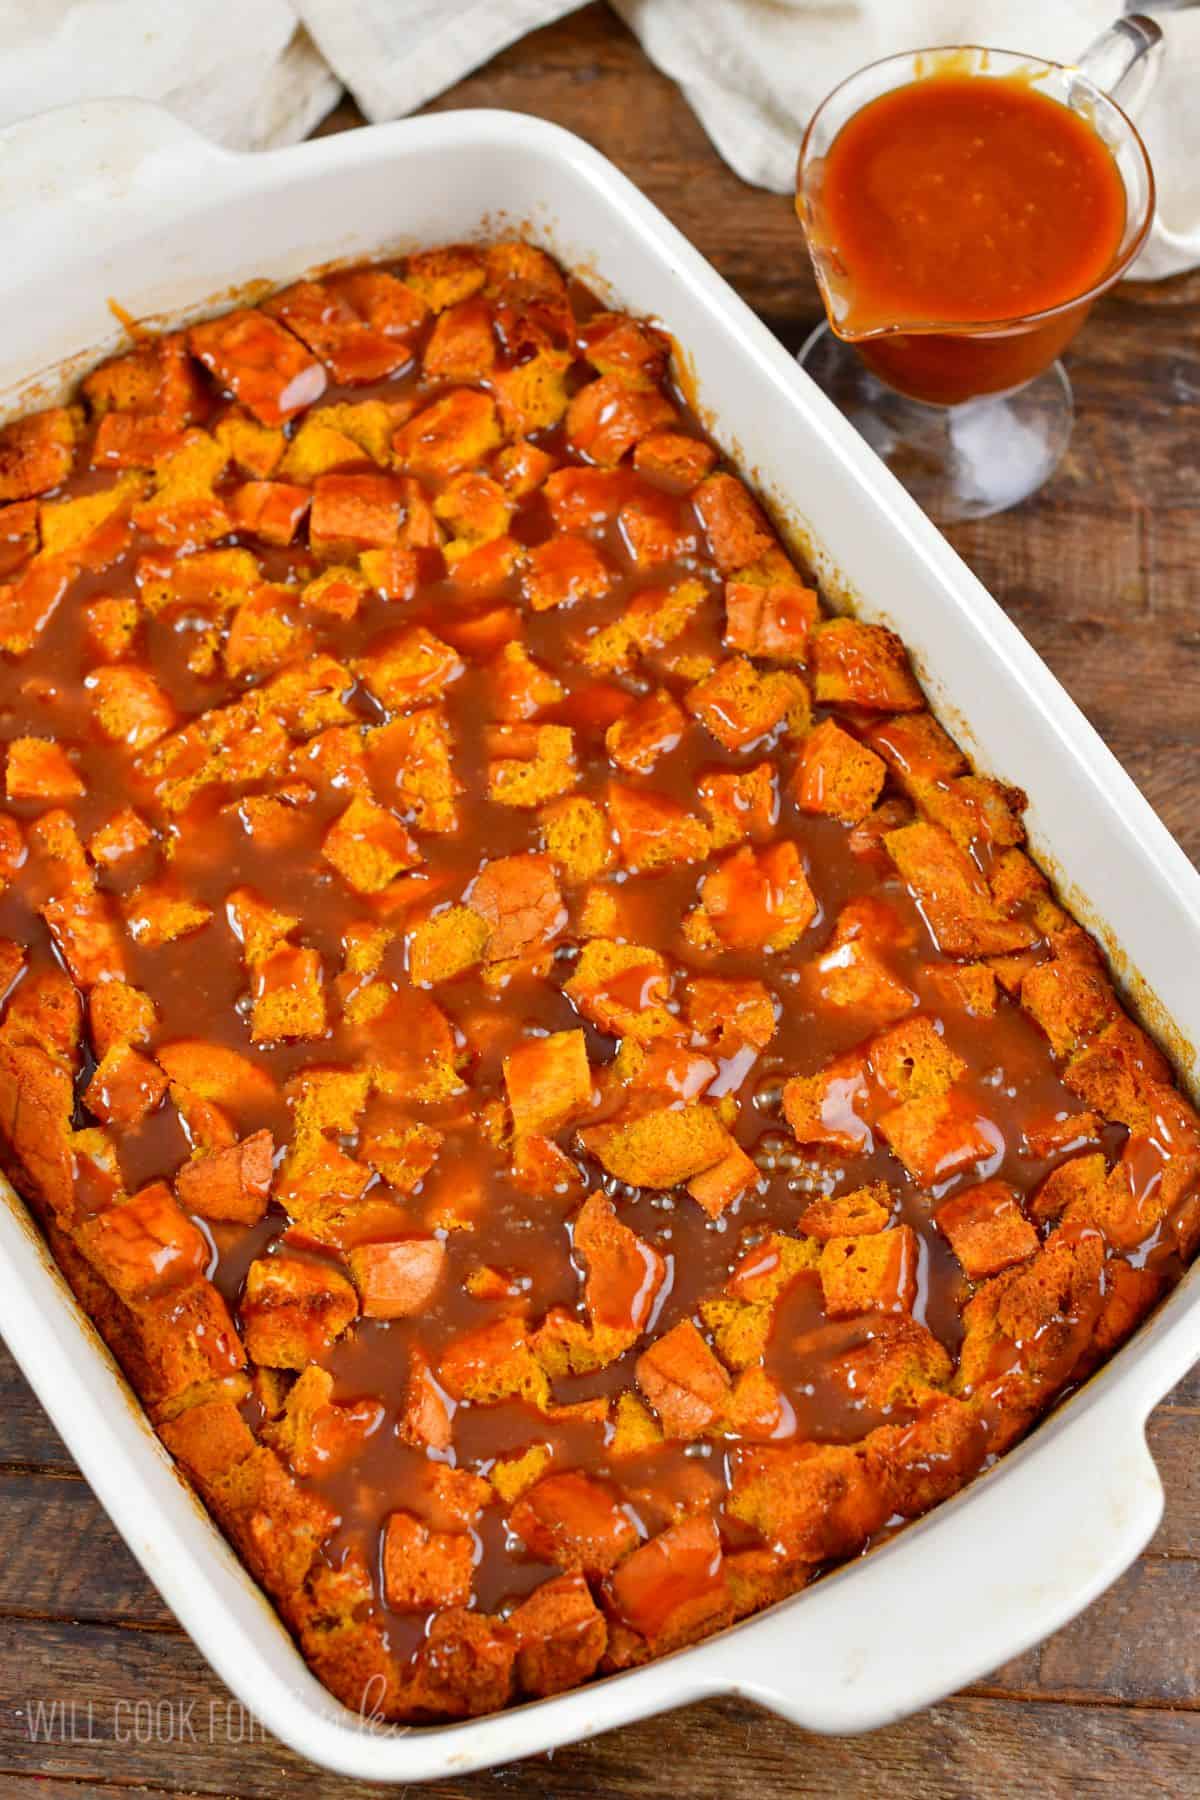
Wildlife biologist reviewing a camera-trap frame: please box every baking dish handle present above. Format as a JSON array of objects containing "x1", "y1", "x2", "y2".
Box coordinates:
[
  {"x1": 3, "y1": 98, "x2": 230, "y2": 245},
  {"x1": 705, "y1": 1386, "x2": 1164, "y2": 1734}
]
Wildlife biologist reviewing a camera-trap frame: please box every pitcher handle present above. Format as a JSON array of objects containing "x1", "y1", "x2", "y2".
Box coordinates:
[
  {"x1": 1075, "y1": 12, "x2": 1200, "y2": 279},
  {"x1": 1076, "y1": 13, "x2": 1163, "y2": 113}
]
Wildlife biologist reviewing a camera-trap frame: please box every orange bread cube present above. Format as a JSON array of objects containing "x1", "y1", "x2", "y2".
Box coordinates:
[
  {"x1": 936, "y1": 1180, "x2": 1040, "y2": 1280},
  {"x1": 347, "y1": 1238, "x2": 447, "y2": 1319}
]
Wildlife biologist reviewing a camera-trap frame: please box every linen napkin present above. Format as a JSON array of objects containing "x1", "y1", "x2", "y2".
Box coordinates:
[{"x1": 0, "y1": 0, "x2": 1195, "y2": 279}]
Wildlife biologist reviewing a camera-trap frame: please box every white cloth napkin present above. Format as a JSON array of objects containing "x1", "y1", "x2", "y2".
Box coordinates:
[{"x1": 0, "y1": 0, "x2": 1195, "y2": 279}]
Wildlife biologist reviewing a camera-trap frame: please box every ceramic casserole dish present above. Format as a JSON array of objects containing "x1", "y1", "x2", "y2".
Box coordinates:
[{"x1": 1, "y1": 99, "x2": 1199, "y2": 1781}]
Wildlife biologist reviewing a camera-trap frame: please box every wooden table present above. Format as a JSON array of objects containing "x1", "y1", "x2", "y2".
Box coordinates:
[{"x1": 3, "y1": 8, "x2": 1199, "y2": 1795}]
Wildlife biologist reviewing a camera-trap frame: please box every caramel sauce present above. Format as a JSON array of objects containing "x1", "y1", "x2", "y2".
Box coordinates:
[{"x1": 807, "y1": 72, "x2": 1128, "y2": 402}]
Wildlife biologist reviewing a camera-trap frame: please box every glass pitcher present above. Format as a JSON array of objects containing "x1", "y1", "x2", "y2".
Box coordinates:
[{"x1": 795, "y1": 16, "x2": 1162, "y2": 523}]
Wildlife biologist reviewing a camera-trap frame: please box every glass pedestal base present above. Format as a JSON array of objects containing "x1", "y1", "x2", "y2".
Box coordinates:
[{"x1": 797, "y1": 322, "x2": 1073, "y2": 524}]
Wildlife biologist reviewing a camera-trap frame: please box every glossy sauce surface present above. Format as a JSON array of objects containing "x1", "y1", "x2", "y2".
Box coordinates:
[{"x1": 809, "y1": 73, "x2": 1128, "y2": 402}]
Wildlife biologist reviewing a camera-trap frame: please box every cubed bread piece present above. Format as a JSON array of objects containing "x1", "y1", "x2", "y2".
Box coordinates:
[
  {"x1": 869, "y1": 1015, "x2": 965, "y2": 1103},
  {"x1": 487, "y1": 642, "x2": 564, "y2": 720},
  {"x1": 251, "y1": 945, "x2": 327, "y2": 1043},
  {"x1": 686, "y1": 656, "x2": 809, "y2": 751},
  {"x1": 383, "y1": 1509, "x2": 474, "y2": 1611},
  {"x1": 189, "y1": 308, "x2": 326, "y2": 426},
  {"x1": 633, "y1": 431, "x2": 718, "y2": 488},
  {"x1": 486, "y1": 723, "x2": 577, "y2": 808},
  {"x1": 468, "y1": 852, "x2": 565, "y2": 959},
  {"x1": 368, "y1": 704, "x2": 461, "y2": 834},
  {"x1": 0, "y1": 555, "x2": 76, "y2": 657},
  {"x1": 544, "y1": 465, "x2": 640, "y2": 530},
  {"x1": 355, "y1": 626, "x2": 463, "y2": 711},
  {"x1": 825, "y1": 1313, "x2": 953, "y2": 1412},
  {"x1": 175, "y1": 1130, "x2": 274, "y2": 1225},
  {"x1": 606, "y1": 782, "x2": 711, "y2": 870},
  {"x1": 811, "y1": 618, "x2": 923, "y2": 711},
  {"x1": 322, "y1": 796, "x2": 421, "y2": 894},
  {"x1": 724, "y1": 551, "x2": 819, "y2": 661},
  {"x1": 401, "y1": 1607, "x2": 516, "y2": 1719},
  {"x1": 121, "y1": 878, "x2": 212, "y2": 950},
  {"x1": 687, "y1": 1141, "x2": 759, "y2": 1217},
  {"x1": 806, "y1": 898, "x2": 916, "y2": 1027},
  {"x1": 566, "y1": 374, "x2": 675, "y2": 466},
  {"x1": 437, "y1": 1315, "x2": 551, "y2": 1409},
  {"x1": 423, "y1": 297, "x2": 497, "y2": 380},
  {"x1": 936, "y1": 1180, "x2": 1040, "y2": 1280},
  {"x1": 229, "y1": 479, "x2": 311, "y2": 545},
  {"x1": 1029, "y1": 1151, "x2": 1108, "y2": 1226},
  {"x1": 819, "y1": 1226, "x2": 918, "y2": 1317},
  {"x1": 504, "y1": 1030, "x2": 591, "y2": 1135},
  {"x1": 75, "y1": 1182, "x2": 208, "y2": 1302},
  {"x1": 636, "y1": 1319, "x2": 731, "y2": 1438},
  {"x1": 509, "y1": 1471, "x2": 638, "y2": 1575},
  {"x1": 925, "y1": 960, "x2": 999, "y2": 1018},
  {"x1": 309, "y1": 475, "x2": 413, "y2": 558},
  {"x1": 572, "y1": 1190, "x2": 667, "y2": 1340},
  {"x1": 403, "y1": 245, "x2": 484, "y2": 313},
  {"x1": 0, "y1": 407, "x2": 77, "y2": 501},
  {"x1": 509, "y1": 1572, "x2": 608, "y2": 1697},
  {"x1": 697, "y1": 760, "x2": 779, "y2": 848},
  {"x1": 782, "y1": 1053, "x2": 873, "y2": 1154},
  {"x1": 794, "y1": 719, "x2": 887, "y2": 824},
  {"x1": 685, "y1": 842, "x2": 816, "y2": 954},
  {"x1": 868, "y1": 709, "x2": 967, "y2": 782},
  {"x1": 692, "y1": 473, "x2": 775, "y2": 573},
  {"x1": 540, "y1": 795, "x2": 615, "y2": 884},
  {"x1": 1021, "y1": 955, "x2": 1120, "y2": 1059},
  {"x1": 578, "y1": 312, "x2": 671, "y2": 390},
  {"x1": 408, "y1": 905, "x2": 490, "y2": 985},
  {"x1": 579, "y1": 1103, "x2": 733, "y2": 1190},
  {"x1": 6, "y1": 967, "x2": 81, "y2": 1066},
  {"x1": 241, "y1": 1254, "x2": 358, "y2": 1369},
  {"x1": 521, "y1": 534, "x2": 612, "y2": 611},
  {"x1": 261, "y1": 1365, "x2": 383, "y2": 1477},
  {"x1": 156, "y1": 1041, "x2": 276, "y2": 1112},
  {"x1": 604, "y1": 1514, "x2": 730, "y2": 1648},
  {"x1": 398, "y1": 1345, "x2": 453, "y2": 1451},
  {"x1": 685, "y1": 977, "x2": 777, "y2": 1052},
  {"x1": 6, "y1": 736, "x2": 84, "y2": 801},
  {"x1": 864, "y1": 1394, "x2": 986, "y2": 1519},
  {"x1": 728, "y1": 1441, "x2": 886, "y2": 1562},
  {"x1": 0, "y1": 1036, "x2": 76, "y2": 1221},
  {"x1": 605, "y1": 688, "x2": 686, "y2": 775},
  {"x1": 264, "y1": 277, "x2": 414, "y2": 384},
  {"x1": 798, "y1": 1183, "x2": 892, "y2": 1241},
  {"x1": 885, "y1": 820, "x2": 1037, "y2": 958},
  {"x1": 1064, "y1": 1016, "x2": 1172, "y2": 1131},
  {"x1": 618, "y1": 487, "x2": 698, "y2": 566},
  {"x1": 83, "y1": 1041, "x2": 168, "y2": 1127},
  {"x1": 347, "y1": 1238, "x2": 446, "y2": 1319},
  {"x1": 878, "y1": 1089, "x2": 997, "y2": 1187},
  {"x1": 955, "y1": 1230, "x2": 1106, "y2": 1445},
  {"x1": 393, "y1": 388, "x2": 501, "y2": 478},
  {"x1": 88, "y1": 666, "x2": 176, "y2": 751},
  {"x1": 563, "y1": 938, "x2": 679, "y2": 1042}
]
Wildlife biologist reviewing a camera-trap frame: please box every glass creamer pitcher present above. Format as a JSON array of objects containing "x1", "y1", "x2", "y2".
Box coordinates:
[{"x1": 795, "y1": 16, "x2": 1164, "y2": 523}]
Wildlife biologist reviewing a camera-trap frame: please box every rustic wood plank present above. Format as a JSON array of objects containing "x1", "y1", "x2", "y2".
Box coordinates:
[
  {"x1": 0, "y1": 1474, "x2": 172, "y2": 1628},
  {"x1": 3, "y1": 1615, "x2": 1200, "y2": 1800},
  {"x1": 0, "y1": 1787, "x2": 211, "y2": 1799},
  {"x1": 0, "y1": 1340, "x2": 77, "y2": 1472}
]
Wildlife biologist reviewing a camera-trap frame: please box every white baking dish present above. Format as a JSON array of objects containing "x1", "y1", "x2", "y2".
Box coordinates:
[{"x1": 2, "y1": 99, "x2": 1199, "y2": 1782}]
